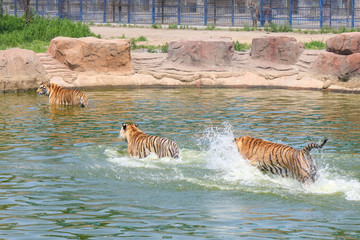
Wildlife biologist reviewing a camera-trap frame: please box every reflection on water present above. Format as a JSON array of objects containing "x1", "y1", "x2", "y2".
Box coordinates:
[{"x1": 0, "y1": 88, "x2": 359, "y2": 239}]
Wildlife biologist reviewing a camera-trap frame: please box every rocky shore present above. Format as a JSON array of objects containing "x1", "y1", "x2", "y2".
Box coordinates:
[{"x1": 1, "y1": 31, "x2": 360, "y2": 93}]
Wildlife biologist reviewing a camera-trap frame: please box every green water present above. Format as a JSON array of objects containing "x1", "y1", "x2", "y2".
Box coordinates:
[{"x1": 0, "y1": 88, "x2": 359, "y2": 239}]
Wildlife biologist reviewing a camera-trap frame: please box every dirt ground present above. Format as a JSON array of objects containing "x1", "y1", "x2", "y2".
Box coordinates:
[{"x1": 90, "y1": 25, "x2": 336, "y2": 45}]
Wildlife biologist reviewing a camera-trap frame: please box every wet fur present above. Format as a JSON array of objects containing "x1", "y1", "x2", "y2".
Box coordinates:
[
  {"x1": 37, "y1": 81, "x2": 88, "y2": 107},
  {"x1": 234, "y1": 136, "x2": 327, "y2": 184},
  {"x1": 120, "y1": 123, "x2": 179, "y2": 159}
]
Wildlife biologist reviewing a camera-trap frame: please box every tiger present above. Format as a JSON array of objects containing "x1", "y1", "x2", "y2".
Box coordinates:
[
  {"x1": 248, "y1": 1, "x2": 272, "y2": 27},
  {"x1": 234, "y1": 136, "x2": 328, "y2": 185},
  {"x1": 37, "y1": 81, "x2": 88, "y2": 107},
  {"x1": 119, "y1": 123, "x2": 179, "y2": 159}
]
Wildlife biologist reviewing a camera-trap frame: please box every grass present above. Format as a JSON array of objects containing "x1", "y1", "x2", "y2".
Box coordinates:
[
  {"x1": 0, "y1": 14, "x2": 99, "y2": 52},
  {"x1": 233, "y1": 41, "x2": 251, "y2": 52},
  {"x1": 303, "y1": 40, "x2": 326, "y2": 50}
]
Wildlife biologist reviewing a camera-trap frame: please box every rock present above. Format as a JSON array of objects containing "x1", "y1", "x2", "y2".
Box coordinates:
[
  {"x1": 0, "y1": 48, "x2": 48, "y2": 92},
  {"x1": 323, "y1": 79, "x2": 332, "y2": 89},
  {"x1": 48, "y1": 37, "x2": 133, "y2": 73},
  {"x1": 250, "y1": 36, "x2": 305, "y2": 65},
  {"x1": 167, "y1": 39, "x2": 234, "y2": 68},
  {"x1": 326, "y1": 32, "x2": 360, "y2": 55},
  {"x1": 311, "y1": 51, "x2": 360, "y2": 77}
]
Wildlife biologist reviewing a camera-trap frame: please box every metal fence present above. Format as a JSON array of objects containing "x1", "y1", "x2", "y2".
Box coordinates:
[{"x1": 1, "y1": 0, "x2": 359, "y2": 29}]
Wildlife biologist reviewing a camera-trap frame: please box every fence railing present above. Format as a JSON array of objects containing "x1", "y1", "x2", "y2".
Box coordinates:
[{"x1": 1, "y1": 0, "x2": 359, "y2": 30}]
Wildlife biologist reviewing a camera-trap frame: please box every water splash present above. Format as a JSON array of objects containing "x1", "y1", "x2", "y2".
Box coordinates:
[
  {"x1": 103, "y1": 123, "x2": 360, "y2": 201},
  {"x1": 199, "y1": 123, "x2": 360, "y2": 201}
]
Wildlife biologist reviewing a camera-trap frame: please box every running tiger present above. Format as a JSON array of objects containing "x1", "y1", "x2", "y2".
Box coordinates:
[
  {"x1": 119, "y1": 123, "x2": 179, "y2": 159},
  {"x1": 234, "y1": 136, "x2": 328, "y2": 185},
  {"x1": 37, "y1": 81, "x2": 88, "y2": 107}
]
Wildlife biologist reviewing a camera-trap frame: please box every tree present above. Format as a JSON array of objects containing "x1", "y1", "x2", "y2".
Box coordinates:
[{"x1": 19, "y1": 0, "x2": 31, "y2": 25}]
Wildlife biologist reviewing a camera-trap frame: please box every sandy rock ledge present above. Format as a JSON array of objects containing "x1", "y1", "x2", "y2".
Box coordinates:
[{"x1": 1, "y1": 35, "x2": 360, "y2": 93}]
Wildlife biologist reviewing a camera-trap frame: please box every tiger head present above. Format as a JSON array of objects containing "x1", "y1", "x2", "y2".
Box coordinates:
[
  {"x1": 37, "y1": 81, "x2": 51, "y2": 96},
  {"x1": 119, "y1": 123, "x2": 140, "y2": 141},
  {"x1": 248, "y1": 1, "x2": 256, "y2": 8}
]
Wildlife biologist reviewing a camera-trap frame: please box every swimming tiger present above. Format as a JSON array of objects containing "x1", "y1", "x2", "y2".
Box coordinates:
[
  {"x1": 234, "y1": 136, "x2": 328, "y2": 184},
  {"x1": 248, "y1": 1, "x2": 272, "y2": 27},
  {"x1": 119, "y1": 123, "x2": 179, "y2": 159},
  {"x1": 37, "y1": 81, "x2": 88, "y2": 107}
]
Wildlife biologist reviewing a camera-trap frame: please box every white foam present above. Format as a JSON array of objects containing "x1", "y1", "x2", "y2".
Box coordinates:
[{"x1": 103, "y1": 123, "x2": 360, "y2": 201}]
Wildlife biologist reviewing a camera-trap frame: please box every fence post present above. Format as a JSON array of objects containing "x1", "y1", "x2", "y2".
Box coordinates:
[
  {"x1": 288, "y1": 0, "x2": 292, "y2": 27},
  {"x1": 319, "y1": 0, "x2": 323, "y2": 28},
  {"x1": 260, "y1": 0, "x2": 263, "y2": 27},
  {"x1": 103, "y1": 0, "x2": 106, "y2": 23},
  {"x1": 118, "y1": 1, "x2": 121, "y2": 23},
  {"x1": 231, "y1": 0, "x2": 234, "y2": 26},
  {"x1": 127, "y1": 0, "x2": 131, "y2": 23},
  {"x1": 204, "y1": 0, "x2": 208, "y2": 26},
  {"x1": 177, "y1": 0, "x2": 180, "y2": 25},
  {"x1": 35, "y1": 0, "x2": 38, "y2": 15},
  {"x1": 57, "y1": 0, "x2": 61, "y2": 18},
  {"x1": 14, "y1": 0, "x2": 17, "y2": 16},
  {"x1": 152, "y1": 0, "x2": 155, "y2": 24},
  {"x1": 79, "y1": 0, "x2": 82, "y2": 22},
  {"x1": 351, "y1": 0, "x2": 354, "y2": 29}
]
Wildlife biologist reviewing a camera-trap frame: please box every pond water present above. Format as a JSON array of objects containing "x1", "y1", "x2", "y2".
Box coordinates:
[{"x1": 0, "y1": 88, "x2": 359, "y2": 239}]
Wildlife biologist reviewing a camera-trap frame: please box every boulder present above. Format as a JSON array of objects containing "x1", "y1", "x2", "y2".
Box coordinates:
[
  {"x1": 311, "y1": 51, "x2": 360, "y2": 79},
  {"x1": 167, "y1": 39, "x2": 234, "y2": 68},
  {"x1": 250, "y1": 36, "x2": 304, "y2": 64},
  {"x1": 0, "y1": 48, "x2": 48, "y2": 92},
  {"x1": 326, "y1": 32, "x2": 360, "y2": 55},
  {"x1": 48, "y1": 37, "x2": 133, "y2": 73}
]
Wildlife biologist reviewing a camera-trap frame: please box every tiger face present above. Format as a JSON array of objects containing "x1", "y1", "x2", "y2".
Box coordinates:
[
  {"x1": 36, "y1": 81, "x2": 51, "y2": 96},
  {"x1": 119, "y1": 123, "x2": 139, "y2": 141}
]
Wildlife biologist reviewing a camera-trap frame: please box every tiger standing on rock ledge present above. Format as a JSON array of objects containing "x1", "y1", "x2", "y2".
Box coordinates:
[
  {"x1": 37, "y1": 81, "x2": 89, "y2": 107},
  {"x1": 234, "y1": 136, "x2": 328, "y2": 185},
  {"x1": 119, "y1": 123, "x2": 179, "y2": 159}
]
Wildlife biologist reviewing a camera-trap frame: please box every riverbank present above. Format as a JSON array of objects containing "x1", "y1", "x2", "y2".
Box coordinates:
[{"x1": 2, "y1": 26, "x2": 360, "y2": 93}]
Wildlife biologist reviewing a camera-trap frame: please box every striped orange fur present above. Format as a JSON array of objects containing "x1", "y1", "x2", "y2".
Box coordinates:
[
  {"x1": 37, "y1": 81, "x2": 88, "y2": 107},
  {"x1": 234, "y1": 136, "x2": 328, "y2": 184},
  {"x1": 120, "y1": 123, "x2": 179, "y2": 159}
]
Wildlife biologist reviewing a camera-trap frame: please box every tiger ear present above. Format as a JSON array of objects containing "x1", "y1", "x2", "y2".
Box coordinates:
[
  {"x1": 122, "y1": 123, "x2": 126, "y2": 130},
  {"x1": 46, "y1": 82, "x2": 51, "y2": 87},
  {"x1": 135, "y1": 124, "x2": 138, "y2": 127}
]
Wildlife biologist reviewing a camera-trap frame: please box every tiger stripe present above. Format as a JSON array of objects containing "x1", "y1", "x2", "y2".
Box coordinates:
[
  {"x1": 234, "y1": 136, "x2": 327, "y2": 185},
  {"x1": 120, "y1": 123, "x2": 179, "y2": 159},
  {"x1": 37, "y1": 81, "x2": 88, "y2": 107}
]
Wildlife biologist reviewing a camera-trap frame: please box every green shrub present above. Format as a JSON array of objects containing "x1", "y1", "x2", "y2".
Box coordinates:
[
  {"x1": 161, "y1": 42, "x2": 169, "y2": 53},
  {"x1": 179, "y1": 25, "x2": 189, "y2": 29},
  {"x1": 136, "y1": 36, "x2": 147, "y2": 42},
  {"x1": 205, "y1": 24, "x2": 216, "y2": 30},
  {"x1": 168, "y1": 23, "x2": 178, "y2": 29},
  {"x1": 243, "y1": 24, "x2": 251, "y2": 31},
  {"x1": 233, "y1": 41, "x2": 251, "y2": 52},
  {"x1": 278, "y1": 24, "x2": 292, "y2": 32},
  {"x1": 304, "y1": 40, "x2": 326, "y2": 50},
  {"x1": 0, "y1": 14, "x2": 99, "y2": 52},
  {"x1": 151, "y1": 23, "x2": 162, "y2": 29}
]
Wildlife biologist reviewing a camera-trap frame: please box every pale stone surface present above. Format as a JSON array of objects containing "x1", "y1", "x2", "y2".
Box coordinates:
[
  {"x1": 167, "y1": 39, "x2": 234, "y2": 68},
  {"x1": 48, "y1": 37, "x2": 133, "y2": 73},
  {"x1": 250, "y1": 36, "x2": 305, "y2": 65},
  {"x1": 326, "y1": 32, "x2": 360, "y2": 55},
  {"x1": 0, "y1": 48, "x2": 48, "y2": 92},
  {"x1": 312, "y1": 46, "x2": 360, "y2": 81}
]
